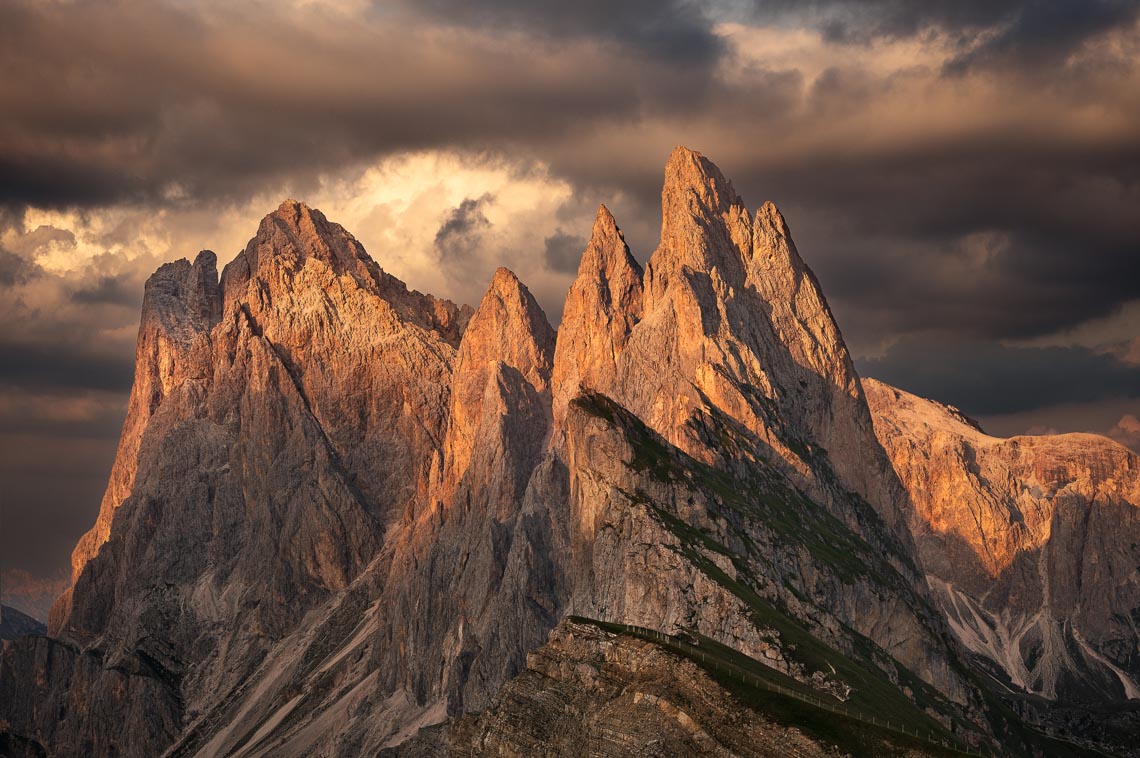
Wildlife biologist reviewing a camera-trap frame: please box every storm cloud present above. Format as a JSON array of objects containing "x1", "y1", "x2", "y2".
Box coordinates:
[
  {"x1": 1, "y1": 0, "x2": 1138, "y2": 596},
  {"x1": 860, "y1": 337, "x2": 1140, "y2": 417}
]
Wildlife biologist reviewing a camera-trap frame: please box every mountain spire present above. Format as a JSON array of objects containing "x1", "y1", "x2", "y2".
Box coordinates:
[
  {"x1": 552, "y1": 205, "x2": 643, "y2": 425},
  {"x1": 442, "y1": 267, "x2": 555, "y2": 494}
]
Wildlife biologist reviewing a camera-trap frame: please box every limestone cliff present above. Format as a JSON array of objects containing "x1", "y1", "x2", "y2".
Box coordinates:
[
  {"x1": 2, "y1": 150, "x2": 1126, "y2": 758},
  {"x1": 551, "y1": 205, "x2": 643, "y2": 427},
  {"x1": 866, "y1": 378, "x2": 1140, "y2": 704},
  {"x1": 556, "y1": 149, "x2": 969, "y2": 714}
]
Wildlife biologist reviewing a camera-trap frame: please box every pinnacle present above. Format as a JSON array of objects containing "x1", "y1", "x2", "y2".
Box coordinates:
[
  {"x1": 487, "y1": 266, "x2": 529, "y2": 301},
  {"x1": 481, "y1": 267, "x2": 552, "y2": 336},
  {"x1": 274, "y1": 198, "x2": 311, "y2": 215},
  {"x1": 491, "y1": 265, "x2": 522, "y2": 286},
  {"x1": 578, "y1": 205, "x2": 640, "y2": 282},
  {"x1": 663, "y1": 146, "x2": 736, "y2": 198},
  {"x1": 754, "y1": 200, "x2": 789, "y2": 231},
  {"x1": 665, "y1": 145, "x2": 702, "y2": 169},
  {"x1": 593, "y1": 203, "x2": 617, "y2": 231},
  {"x1": 193, "y1": 249, "x2": 217, "y2": 268},
  {"x1": 660, "y1": 146, "x2": 744, "y2": 227}
]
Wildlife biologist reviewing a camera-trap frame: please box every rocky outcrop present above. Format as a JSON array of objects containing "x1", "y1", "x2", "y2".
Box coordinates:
[
  {"x1": 52, "y1": 251, "x2": 223, "y2": 633},
  {"x1": 450, "y1": 619, "x2": 953, "y2": 757},
  {"x1": 441, "y1": 267, "x2": 555, "y2": 497},
  {"x1": 555, "y1": 149, "x2": 971, "y2": 714},
  {"x1": 0, "y1": 635, "x2": 179, "y2": 757},
  {"x1": 7, "y1": 202, "x2": 473, "y2": 757},
  {"x1": 866, "y1": 378, "x2": 1140, "y2": 704}
]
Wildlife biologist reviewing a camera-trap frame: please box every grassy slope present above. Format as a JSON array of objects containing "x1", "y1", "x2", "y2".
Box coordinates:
[{"x1": 571, "y1": 392, "x2": 1107, "y2": 758}]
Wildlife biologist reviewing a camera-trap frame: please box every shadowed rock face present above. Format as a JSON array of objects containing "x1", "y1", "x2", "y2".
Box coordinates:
[
  {"x1": 2, "y1": 150, "x2": 1130, "y2": 757},
  {"x1": 866, "y1": 378, "x2": 1140, "y2": 704}
]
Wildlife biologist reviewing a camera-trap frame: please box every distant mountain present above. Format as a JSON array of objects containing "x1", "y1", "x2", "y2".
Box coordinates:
[
  {"x1": 0, "y1": 148, "x2": 1130, "y2": 757},
  {"x1": 866, "y1": 378, "x2": 1140, "y2": 744},
  {"x1": 0, "y1": 605, "x2": 45, "y2": 642},
  {"x1": 0, "y1": 569, "x2": 67, "y2": 623}
]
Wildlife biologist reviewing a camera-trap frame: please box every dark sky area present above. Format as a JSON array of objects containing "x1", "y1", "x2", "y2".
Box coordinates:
[{"x1": 1, "y1": 0, "x2": 1138, "y2": 616}]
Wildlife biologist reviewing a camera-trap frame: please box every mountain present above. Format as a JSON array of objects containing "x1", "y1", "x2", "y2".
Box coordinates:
[
  {"x1": 0, "y1": 606, "x2": 45, "y2": 642},
  {"x1": 866, "y1": 378, "x2": 1140, "y2": 743},
  {"x1": 0, "y1": 148, "x2": 1124, "y2": 757}
]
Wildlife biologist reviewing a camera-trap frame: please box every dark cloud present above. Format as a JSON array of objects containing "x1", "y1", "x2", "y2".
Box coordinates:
[
  {"x1": 1108, "y1": 413, "x2": 1140, "y2": 452},
  {"x1": 0, "y1": 341, "x2": 135, "y2": 393},
  {"x1": 434, "y1": 195, "x2": 493, "y2": 264},
  {"x1": 753, "y1": 0, "x2": 1140, "y2": 59},
  {"x1": 860, "y1": 336, "x2": 1140, "y2": 416},
  {"x1": 69, "y1": 273, "x2": 142, "y2": 307},
  {"x1": 732, "y1": 134, "x2": 1140, "y2": 347},
  {"x1": 543, "y1": 231, "x2": 586, "y2": 274},
  {"x1": 0, "y1": 0, "x2": 717, "y2": 211},
  {"x1": 0, "y1": 249, "x2": 42, "y2": 286},
  {"x1": 411, "y1": 0, "x2": 724, "y2": 64},
  {"x1": 943, "y1": 0, "x2": 1140, "y2": 73}
]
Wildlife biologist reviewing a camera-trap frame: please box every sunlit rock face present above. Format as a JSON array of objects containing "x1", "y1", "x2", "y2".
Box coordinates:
[
  {"x1": 550, "y1": 204, "x2": 643, "y2": 428},
  {"x1": 866, "y1": 378, "x2": 1140, "y2": 703},
  {"x1": 554, "y1": 149, "x2": 974, "y2": 714},
  {"x1": 6, "y1": 148, "x2": 1135, "y2": 758}
]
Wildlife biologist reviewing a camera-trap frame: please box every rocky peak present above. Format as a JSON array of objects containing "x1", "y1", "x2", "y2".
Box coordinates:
[
  {"x1": 251, "y1": 200, "x2": 363, "y2": 273},
  {"x1": 460, "y1": 267, "x2": 555, "y2": 393},
  {"x1": 52, "y1": 250, "x2": 222, "y2": 635},
  {"x1": 661, "y1": 146, "x2": 744, "y2": 225},
  {"x1": 580, "y1": 205, "x2": 633, "y2": 275},
  {"x1": 141, "y1": 250, "x2": 222, "y2": 344},
  {"x1": 222, "y1": 200, "x2": 471, "y2": 346},
  {"x1": 646, "y1": 146, "x2": 752, "y2": 305},
  {"x1": 551, "y1": 205, "x2": 643, "y2": 425},
  {"x1": 443, "y1": 267, "x2": 556, "y2": 494},
  {"x1": 605, "y1": 149, "x2": 911, "y2": 545},
  {"x1": 221, "y1": 200, "x2": 374, "y2": 308}
]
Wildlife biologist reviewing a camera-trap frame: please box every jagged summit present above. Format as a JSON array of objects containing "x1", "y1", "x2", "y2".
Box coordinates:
[
  {"x1": 8, "y1": 148, "x2": 1130, "y2": 757},
  {"x1": 552, "y1": 205, "x2": 644, "y2": 424},
  {"x1": 647, "y1": 146, "x2": 751, "y2": 302},
  {"x1": 223, "y1": 197, "x2": 376, "y2": 299},
  {"x1": 440, "y1": 263, "x2": 556, "y2": 494},
  {"x1": 577, "y1": 204, "x2": 638, "y2": 276},
  {"x1": 141, "y1": 250, "x2": 222, "y2": 337},
  {"x1": 463, "y1": 267, "x2": 555, "y2": 391},
  {"x1": 662, "y1": 145, "x2": 742, "y2": 207}
]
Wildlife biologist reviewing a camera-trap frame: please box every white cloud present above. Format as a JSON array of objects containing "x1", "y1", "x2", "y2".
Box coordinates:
[{"x1": 6, "y1": 150, "x2": 598, "y2": 330}]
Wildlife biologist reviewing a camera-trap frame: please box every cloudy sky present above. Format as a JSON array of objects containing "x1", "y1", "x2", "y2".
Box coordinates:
[{"x1": 2, "y1": 0, "x2": 1139, "y2": 614}]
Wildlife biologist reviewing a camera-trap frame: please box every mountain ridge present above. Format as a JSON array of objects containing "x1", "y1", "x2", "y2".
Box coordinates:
[
  {"x1": 1, "y1": 147, "x2": 1131, "y2": 757},
  {"x1": 866, "y1": 377, "x2": 1140, "y2": 713}
]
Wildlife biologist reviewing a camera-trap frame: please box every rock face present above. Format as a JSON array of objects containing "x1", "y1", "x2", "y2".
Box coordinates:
[
  {"x1": 52, "y1": 251, "x2": 223, "y2": 632},
  {"x1": 550, "y1": 205, "x2": 643, "y2": 427},
  {"x1": 1, "y1": 149, "x2": 1129, "y2": 757},
  {"x1": 556, "y1": 149, "x2": 972, "y2": 715},
  {"x1": 866, "y1": 378, "x2": 1140, "y2": 704},
  {"x1": 450, "y1": 619, "x2": 946, "y2": 758},
  {"x1": 604, "y1": 148, "x2": 909, "y2": 541}
]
